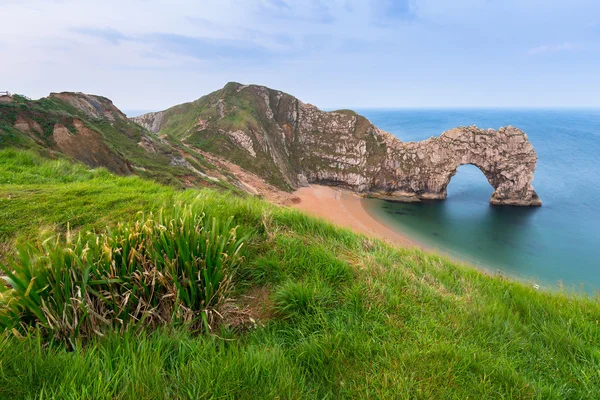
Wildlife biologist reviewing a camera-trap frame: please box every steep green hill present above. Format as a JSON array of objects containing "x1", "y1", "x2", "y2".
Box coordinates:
[
  {"x1": 1, "y1": 149, "x2": 599, "y2": 399},
  {"x1": 0, "y1": 92, "x2": 236, "y2": 190},
  {"x1": 133, "y1": 82, "x2": 302, "y2": 190},
  {"x1": 132, "y1": 82, "x2": 542, "y2": 206}
]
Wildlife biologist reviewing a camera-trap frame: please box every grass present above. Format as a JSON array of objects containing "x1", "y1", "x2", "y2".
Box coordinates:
[
  {"x1": 0, "y1": 95, "x2": 237, "y2": 190},
  {"x1": 1, "y1": 150, "x2": 600, "y2": 399},
  {"x1": 0, "y1": 149, "x2": 180, "y2": 248},
  {"x1": 1, "y1": 205, "x2": 246, "y2": 346}
]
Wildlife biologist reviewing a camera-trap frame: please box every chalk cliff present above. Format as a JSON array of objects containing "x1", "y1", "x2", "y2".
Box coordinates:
[
  {"x1": 134, "y1": 83, "x2": 541, "y2": 206},
  {"x1": 0, "y1": 84, "x2": 541, "y2": 206}
]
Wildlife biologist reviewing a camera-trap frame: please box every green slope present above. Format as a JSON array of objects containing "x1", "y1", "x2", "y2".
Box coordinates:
[
  {"x1": 0, "y1": 93, "x2": 234, "y2": 190},
  {"x1": 135, "y1": 82, "x2": 300, "y2": 190},
  {"x1": 1, "y1": 150, "x2": 599, "y2": 399}
]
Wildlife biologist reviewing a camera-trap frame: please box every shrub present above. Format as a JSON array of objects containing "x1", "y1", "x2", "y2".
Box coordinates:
[{"x1": 0, "y1": 204, "x2": 246, "y2": 347}]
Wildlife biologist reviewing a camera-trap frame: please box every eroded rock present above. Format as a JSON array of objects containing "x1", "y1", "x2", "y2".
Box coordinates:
[
  {"x1": 49, "y1": 92, "x2": 127, "y2": 121},
  {"x1": 132, "y1": 83, "x2": 542, "y2": 206},
  {"x1": 132, "y1": 111, "x2": 165, "y2": 133},
  {"x1": 52, "y1": 119, "x2": 132, "y2": 174}
]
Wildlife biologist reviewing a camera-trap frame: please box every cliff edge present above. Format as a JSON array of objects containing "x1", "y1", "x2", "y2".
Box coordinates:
[{"x1": 133, "y1": 83, "x2": 541, "y2": 206}]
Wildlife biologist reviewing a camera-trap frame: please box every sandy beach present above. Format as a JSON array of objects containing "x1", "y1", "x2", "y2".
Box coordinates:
[{"x1": 291, "y1": 185, "x2": 420, "y2": 248}]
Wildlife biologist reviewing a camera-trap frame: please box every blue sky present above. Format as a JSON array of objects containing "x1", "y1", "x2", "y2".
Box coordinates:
[{"x1": 1, "y1": 0, "x2": 599, "y2": 110}]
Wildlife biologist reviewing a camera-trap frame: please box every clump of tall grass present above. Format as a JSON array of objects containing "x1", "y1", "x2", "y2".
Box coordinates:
[
  {"x1": 0, "y1": 203, "x2": 246, "y2": 347},
  {"x1": 272, "y1": 281, "x2": 334, "y2": 320}
]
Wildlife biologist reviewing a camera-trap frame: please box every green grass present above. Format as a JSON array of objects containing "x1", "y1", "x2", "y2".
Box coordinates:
[
  {"x1": 0, "y1": 149, "x2": 181, "y2": 249},
  {"x1": 0, "y1": 95, "x2": 237, "y2": 190},
  {"x1": 1, "y1": 149, "x2": 600, "y2": 399}
]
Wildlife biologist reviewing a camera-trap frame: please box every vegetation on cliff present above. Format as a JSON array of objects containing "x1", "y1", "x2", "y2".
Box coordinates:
[
  {"x1": 133, "y1": 82, "x2": 541, "y2": 206},
  {"x1": 0, "y1": 150, "x2": 598, "y2": 399},
  {"x1": 0, "y1": 93, "x2": 241, "y2": 192}
]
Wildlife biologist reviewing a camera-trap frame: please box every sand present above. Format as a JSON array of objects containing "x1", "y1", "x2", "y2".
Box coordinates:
[{"x1": 291, "y1": 185, "x2": 420, "y2": 248}]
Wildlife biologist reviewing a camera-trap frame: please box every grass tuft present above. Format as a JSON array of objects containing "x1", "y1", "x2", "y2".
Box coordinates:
[
  {"x1": 1, "y1": 202, "x2": 246, "y2": 345},
  {"x1": 272, "y1": 281, "x2": 334, "y2": 319}
]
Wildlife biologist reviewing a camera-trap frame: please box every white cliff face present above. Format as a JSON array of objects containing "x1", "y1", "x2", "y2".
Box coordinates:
[
  {"x1": 131, "y1": 111, "x2": 165, "y2": 133},
  {"x1": 227, "y1": 130, "x2": 256, "y2": 157},
  {"x1": 129, "y1": 82, "x2": 542, "y2": 207}
]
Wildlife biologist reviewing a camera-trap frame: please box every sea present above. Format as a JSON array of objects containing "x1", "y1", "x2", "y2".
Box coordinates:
[
  {"x1": 355, "y1": 109, "x2": 600, "y2": 293},
  {"x1": 128, "y1": 106, "x2": 600, "y2": 292}
]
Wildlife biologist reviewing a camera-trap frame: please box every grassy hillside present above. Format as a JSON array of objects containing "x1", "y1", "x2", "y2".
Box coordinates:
[
  {"x1": 135, "y1": 83, "x2": 297, "y2": 190},
  {"x1": 1, "y1": 150, "x2": 599, "y2": 399},
  {"x1": 0, "y1": 94, "x2": 236, "y2": 190}
]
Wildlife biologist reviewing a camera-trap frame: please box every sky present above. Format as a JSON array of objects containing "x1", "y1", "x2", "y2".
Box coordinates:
[{"x1": 1, "y1": 0, "x2": 599, "y2": 111}]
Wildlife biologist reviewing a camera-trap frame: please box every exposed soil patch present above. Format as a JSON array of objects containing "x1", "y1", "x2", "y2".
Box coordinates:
[
  {"x1": 222, "y1": 286, "x2": 273, "y2": 332},
  {"x1": 52, "y1": 119, "x2": 132, "y2": 174}
]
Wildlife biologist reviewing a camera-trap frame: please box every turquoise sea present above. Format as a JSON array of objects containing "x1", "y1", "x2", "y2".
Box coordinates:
[{"x1": 357, "y1": 109, "x2": 600, "y2": 293}]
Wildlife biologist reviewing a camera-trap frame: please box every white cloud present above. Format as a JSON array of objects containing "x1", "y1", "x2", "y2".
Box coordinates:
[
  {"x1": 0, "y1": 0, "x2": 599, "y2": 108},
  {"x1": 528, "y1": 42, "x2": 584, "y2": 55}
]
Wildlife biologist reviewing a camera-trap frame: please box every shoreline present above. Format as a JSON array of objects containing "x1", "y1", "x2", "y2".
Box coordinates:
[
  {"x1": 289, "y1": 185, "x2": 559, "y2": 292},
  {"x1": 290, "y1": 185, "x2": 423, "y2": 249}
]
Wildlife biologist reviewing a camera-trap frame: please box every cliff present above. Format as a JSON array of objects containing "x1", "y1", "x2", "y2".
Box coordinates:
[
  {"x1": 0, "y1": 92, "x2": 238, "y2": 191},
  {"x1": 133, "y1": 82, "x2": 541, "y2": 206},
  {"x1": 0, "y1": 84, "x2": 541, "y2": 206}
]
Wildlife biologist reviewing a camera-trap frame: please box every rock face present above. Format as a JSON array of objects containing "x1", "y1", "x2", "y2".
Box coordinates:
[
  {"x1": 370, "y1": 126, "x2": 541, "y2": 206},
  {"x1": 49, "y1": 92, "x2": 127, "y2": 121},
  {"x1": 291, "y1": 102, "x2": 541, "y2": 206},
  {"x1": 133, "y1": 83, "x2": 542, "y2": 206},
  {"x1": 51, "y1": 119, "x2": 132, "y2": 175},
  {"x1": 132, "y1": 83, "x2": 541, "y2": 206},
  {"x1": 131, "y1": 111, "x2": 165, "y2": 133}
]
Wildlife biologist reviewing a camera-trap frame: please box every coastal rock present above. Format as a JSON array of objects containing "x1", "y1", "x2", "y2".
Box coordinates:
[
  {"x1": 132, "y1": 83, "x2": 542, "y2": 206},
  {"x1": 294, "y1": 111, "x2": 541, "y2": 206},
  {"x1": 49, "y1": 92, "x2": 127, "y2": 121}
]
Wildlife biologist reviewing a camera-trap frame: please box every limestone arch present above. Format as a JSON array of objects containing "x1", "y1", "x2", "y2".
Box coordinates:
[{"x1": 402, "y1": 126, "x2": 542, "y2": 206}]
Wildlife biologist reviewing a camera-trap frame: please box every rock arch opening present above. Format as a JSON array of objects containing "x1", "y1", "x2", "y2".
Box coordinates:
[{"x1": 445, "y1": 164, "x2": 495, "y2": 201}]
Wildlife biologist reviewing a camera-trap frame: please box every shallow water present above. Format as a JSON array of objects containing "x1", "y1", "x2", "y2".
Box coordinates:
[{"x1": 357, "y1": 108, "x2": 600, "y2": 292}]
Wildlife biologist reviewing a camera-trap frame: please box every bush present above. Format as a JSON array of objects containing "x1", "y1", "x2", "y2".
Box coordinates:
[{"x1": 0, "y1": 203, "x2": 246, "y2": 347}]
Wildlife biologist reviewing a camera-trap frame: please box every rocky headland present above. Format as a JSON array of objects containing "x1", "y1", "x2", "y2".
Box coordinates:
[
  {"x1": 134, "y1": 83, "x2": 541, "y2": 206},
  {"x1": 1, "y1": 83, "x2": 541, "y2": 206}
]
